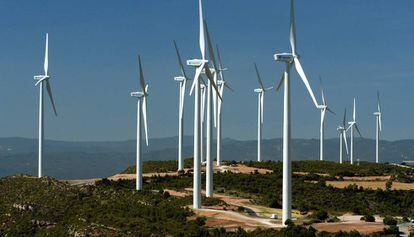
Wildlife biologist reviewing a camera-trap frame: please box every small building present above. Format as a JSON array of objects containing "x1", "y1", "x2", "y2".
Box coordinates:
[{"x1": 270, "y1": 213, "x2": 278, "y2": 219}]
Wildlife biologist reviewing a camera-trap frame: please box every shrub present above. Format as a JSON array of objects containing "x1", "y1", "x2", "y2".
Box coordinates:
[
  {"x1": 195, "y1": 216, "x2": 206, "y2": 226},
  {"x1": 237, "y1": 206, "x2": 245, "y2": 212},
  {"x1": 386, "y1": 180, "x2": 393, "y2": 191},
  {"x1": 383, "y1": 216, "x2": 398, "y2": 226},
  {"x1": 284, "y1": 219, "x2": 295, "y2": 227},
  {"x1": 383, "y1": 225, "x2": 400, "y2": 235},
  {"x1": 327, "y1": 216, "x2": 340, "y2": 223},
  {"x1": 361, "y1": 214, "x2": 375, "y2": 222},
  {"x1": 314, "y1": 210, "x2": 328, "y2": 221}
]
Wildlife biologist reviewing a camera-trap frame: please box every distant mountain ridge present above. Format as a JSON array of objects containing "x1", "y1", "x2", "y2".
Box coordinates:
[{"x1": 1, "y1": 136, "x2": 414, "y2": 179}]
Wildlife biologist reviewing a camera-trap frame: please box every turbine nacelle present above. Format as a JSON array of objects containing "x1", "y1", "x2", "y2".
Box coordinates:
[
  {"x1": 337, "y1": 126, "x2": 345, "y2": 132},
  {"x1": 373, "y1": 112, "x2": 381, "y2": 116},
  {"x1": 34, "y1": 75, "x2": 49, "y2": 81},
  {"x1": 34, "y1": 75, "x2": 50, "y2": 86},
  {"x1": 130, "y1": 91, "x2": 145, "y2": 98},
  {"x1": 254, "y1": 88, "x2": 264, "y2": 93},
  {"x1": 217, "y1": 80, "x2": 225, "y2": 86},
  {"x1": 274, "y1": 53, "x2": 296, "y2": 63},
  {"x1": 187, "y1": 59, "x2": 208, "y2": 67},
  {"x1": 174, "y1": 76, "x2": 186, "y2": 82},
  {"x1": 317, "y1": 105, "x2": 327, "y2": 110}
]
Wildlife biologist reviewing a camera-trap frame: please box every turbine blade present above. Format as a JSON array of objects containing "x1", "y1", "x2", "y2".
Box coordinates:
[
  {"x1": 276, "y1": 72, "x2": 285, "y2": 91},
  {"x1": 343, "y1": 108, "x2": 347, "y2": 127},
  {"x1": 45, "y1": 80, "x2": 57, "y2": 116},
  {"x1": 294, "y1": 58, "x2": 319, "y2": 108},
  {"x1": 142, "y1": 97, "x2": 149, "y2": 146},
  {"x1": 343, "y1": 132, "x2": 349, "y2": 155},
  {"x1": 254, "y1": 63, "x2": 265, "y2": 90},
  {"x1": 353, "y1": 98, "x2": 356, "y2": 121},
  {"x1": 327, "y1": 107, "x2": 335, "y2": 115},
  {"x1": 189, "y1": 63, "x2": 204, "y2": 96},
  {"x1": 198, "y1": 0, "x2": 205, "y2": 59},
  {"x1": 173, "y1": 40, "x2": 188, "y2": 79},
  {"x1": 319, "y1": 76, "x2": 326, "y2": 106},
  {"x1": 205, "y1": 65, "x2": 222, "y2": 101},
  {"x1": 218, "y1": 83, "x2": 224, "y2": 114},
  {"x1": 355, "y1": 124, "x2": 363, "y2": 138},
  {"x1": 138, "y1": 56, "x2": 146, "y2": 93},
  {"x1": 346, "y1": 123, "x2": 353, "y2": 132},
  {"x1": 379, "y1": 115, "x2": 382, "y2": 131},
  {"x1": 44, "y1": 33, "x2": 49, "y2": 76},
  {"x1": 377, "y1": 90, "x2": 381, "y2": 113},
  {"x1": 224, "y1": 81, "x2": 234, "y2": 92},
  {"x1": 216, "y1": 44, "x2": 225, "y2": 81},
  {"x1": 289, "y1": 0, "x2": 296, "y2": 55},
  {"x1": 204, "y1": 20, "x2": 217, "y2": 70}
]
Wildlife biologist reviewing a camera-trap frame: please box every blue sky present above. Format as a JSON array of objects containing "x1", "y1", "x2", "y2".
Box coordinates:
[{"x1": 0, "y1": 0, "x2": 413, "y2": 141}]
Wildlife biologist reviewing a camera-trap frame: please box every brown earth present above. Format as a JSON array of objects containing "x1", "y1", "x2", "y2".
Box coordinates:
[
  {"x1": 63, "y1": 164, "x2": 272, "y2": 186},
  {"x1": 313, "y1": 222, "x2": 386, "y2": 234},
  {"x1": 342, "y1": 176, "x2": 390, "y2": 181},
  {"x1": 326, "y1": 180, "x2": 414, "y2": 190}
]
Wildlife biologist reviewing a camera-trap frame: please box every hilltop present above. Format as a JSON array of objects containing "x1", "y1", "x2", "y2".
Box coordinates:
[{"x1": 2, "y1": 137, "x2": 414, "y2": 179}]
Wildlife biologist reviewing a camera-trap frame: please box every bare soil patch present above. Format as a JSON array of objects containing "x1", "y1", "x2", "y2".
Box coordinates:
[
  {"x1": 313, "y1": 222, "x2": 386, "y2": 234},
  {"x1": 327, "y1": 181, "x2": 414, "y2": 190},
  {"x1": 220, "y1": 165, "x2": 272, "y2": 174}
]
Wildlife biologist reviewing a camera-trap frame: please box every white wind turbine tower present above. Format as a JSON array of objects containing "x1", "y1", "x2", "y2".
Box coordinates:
[
  {"x1": 337, "y1": 109, "x2": 349, "y2": 164},
  {"x1": 187, "y1": 0, "x2": 221, "y2": 208},
  {"x1": 33, "y1": 33, "x2": 57, "y2": 178},
  {"x1": 347, "y1": 98, "x2": 362, "y2": 165},
  {"x1": 200, "y1": 83, "x2": 206, "y2": 163},
  {"x1": 203, "y1": 21, "x2": 228, "y2": 196},
  {"x1": 130, "y1": 56, "x2": 149, "y2": 191},
  {"x1": 254, "y1": 63, "x2": 272, "y2": 162},
  {"x1": 273, "y1": 0, "x2": 321, "y2": 225},
  {"x1": 173, "y1": 41, "x2": 190, "y2": 171},
  {"x1": 318, "y1": 78, "x2": 334, "y2": 161},
  {"x1": 374, "y1": 91, "x2": 382, "y2": 163},
  {"x1": 215, "y1": 45, "x2": 232, "y2": 167}
]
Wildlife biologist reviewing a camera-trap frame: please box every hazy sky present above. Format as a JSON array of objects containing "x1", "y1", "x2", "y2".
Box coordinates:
[{"x1": 0, "y1": 0, "x2": 413, "y2": 142}]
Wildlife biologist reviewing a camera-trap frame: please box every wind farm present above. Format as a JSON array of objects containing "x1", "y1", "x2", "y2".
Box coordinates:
[{"x1": 1, "y1": 0, "x2": 414, "y2": 236}]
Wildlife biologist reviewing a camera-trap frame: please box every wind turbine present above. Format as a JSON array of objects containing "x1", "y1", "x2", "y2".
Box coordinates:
[
  {"x1": 187, "y1": 0, "x2": 221, "y2": 208},
  {"x1": 273, "y1": 0, "x2": 321, "y2": 225},
  {"x1": 337, "y1": 109, "x2": 349, "y2": 164},
  {"x1": 130, "y1": 56, "x2": 149, "y2": 191},
  {"x1": 347, "y1": 98, "x2": 362, "y2": 165},
  {"x1": 318, "y1": 78, "x2": 334, "y2": 161},
  {"x1": 254, "y1": 63, "x2": 272, "y2": 162},
  {"x1": 215, "y1": 45, "x2": 232, "y2": 167},
  {"x1": 203, "y1": 21, "x2": 217, "y2": 197},
  {"x1": 374, "y1": 91, "x2": 382, "y2": 163},
  {"x1": 173, "y1": 41, "x2": 190, "y2": 171},
  {"x1": 33, "y1": 33, "x2": 57, "y2": 178}
]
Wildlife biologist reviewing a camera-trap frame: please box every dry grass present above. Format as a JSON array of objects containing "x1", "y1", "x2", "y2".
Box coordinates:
[{"x1": 326, "y1": 180, "x2": 414, "y2": 190}]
